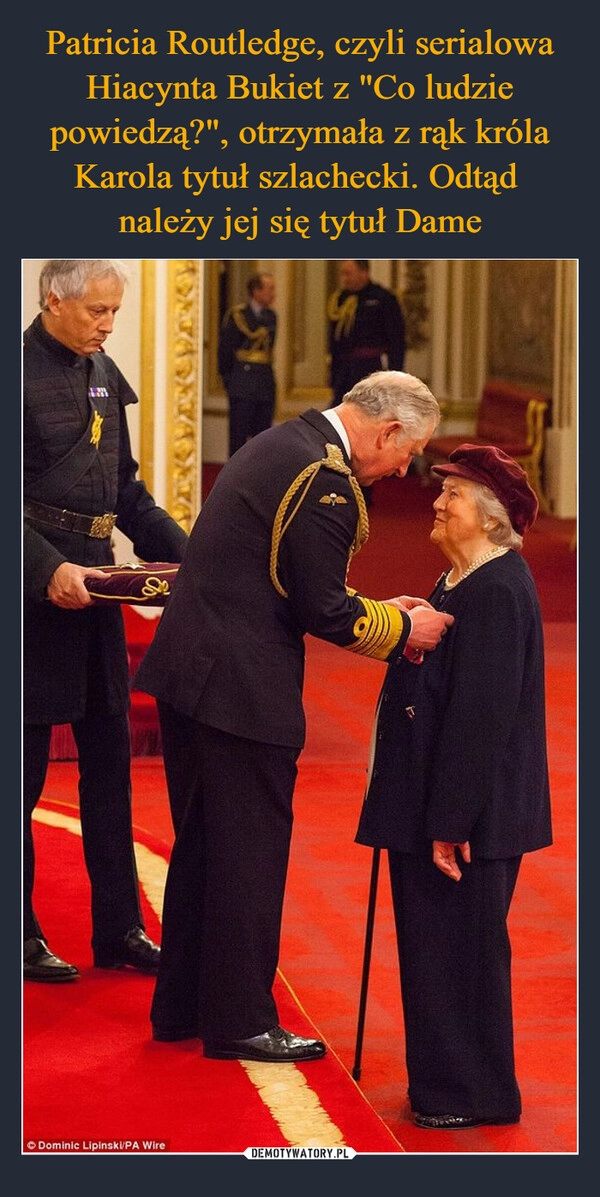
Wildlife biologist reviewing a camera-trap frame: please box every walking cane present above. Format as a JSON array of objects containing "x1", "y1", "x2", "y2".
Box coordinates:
[{"x1": 352, "y1": 847, "x2": 381, "y2": 1081}]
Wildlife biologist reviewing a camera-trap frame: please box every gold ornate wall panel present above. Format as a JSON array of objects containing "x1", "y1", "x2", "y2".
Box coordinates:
[
  {"x1": 392, "y1": 260, "x2": 430, "y2": 352},
  {"x1": 139, "y1": 260, "x2": 156, "y2": 494},
  {"x1": 488, "y1": 261, "x2": 555, "y2": 391},
  {"x1": 292, "y1": 259, "x2": 307, "y2": 366},
  {"x1": 204, "y1": 260, "x2": 261, "y2": 412},
  {"x1": 167, "y1": 260, "x2": 201, "y2": 532},
  {"x1": 282, "y1": 260, "x2": 330, "y2": 416},
  {"x1": 553, "y1": 261, "x2": 577, "y2": 430},
  {"x1": 204, "y1": 260, "x2": 227, "y2": 402},
  {"x1": 461, "y1": 259, "x2": 488, "y2": 399}
]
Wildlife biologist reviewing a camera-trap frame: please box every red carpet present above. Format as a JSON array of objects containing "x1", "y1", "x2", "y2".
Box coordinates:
[
  {"x1": 23, "y1": 807, "x2": 402, "y2": 1156},
  {"x1": 26, "y1": 472, "x2": 577, "y2": 1156},
  {"x1": 282, "y1": 623, "x2": 577, "y2": 1155}
]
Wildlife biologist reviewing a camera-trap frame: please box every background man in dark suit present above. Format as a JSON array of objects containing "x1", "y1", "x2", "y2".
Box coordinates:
[
  {"x1": 327, "y1": 261, "x2": 407, "y2": 406},
  {"x1": 23, "y1": 259, "x2": 188, "y2": 983},
  {"x1": 135, "y1": 369, "x2": 454, "y2": 1063},
  {"x1": 218, "y1": 271, "x2": 277, "y2": 457}
]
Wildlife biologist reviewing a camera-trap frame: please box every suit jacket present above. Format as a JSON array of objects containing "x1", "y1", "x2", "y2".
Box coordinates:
[
  {"x1": 135, "y1": 410, "x2": 410, "y2": 748},
  {"x1": 218, "y1": 302, "x2": 276, "y2": 401},
  {"x1": 328, "y1": 282, "x2": 406, "y2": 402},
  {"x1": 356, "y1": 551, "x2": 552, "y2": 859}
]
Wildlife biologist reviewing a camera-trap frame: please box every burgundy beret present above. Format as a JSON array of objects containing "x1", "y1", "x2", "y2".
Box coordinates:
[
  {"x1": 84, "y1": 563, "x2": 180, "y2": 606},
  {"x1": 431, "y1": 444, "x2": 539, "y2": 534}
]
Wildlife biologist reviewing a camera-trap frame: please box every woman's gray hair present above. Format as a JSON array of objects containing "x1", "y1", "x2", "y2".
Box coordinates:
[
  {"x1": 39, "y1": 260, "x2": 130, "y2": 308},
  {"x1": 472, "y1": 482, "x2": 523, "y2": 550},
  {"x1": 342, "y1": 370, "x2": 440, "y2": 438}
]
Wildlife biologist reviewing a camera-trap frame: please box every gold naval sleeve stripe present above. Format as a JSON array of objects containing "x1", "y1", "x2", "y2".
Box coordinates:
[{"x1": 348, "y1": 597, "x2": 404, "y2": 660}]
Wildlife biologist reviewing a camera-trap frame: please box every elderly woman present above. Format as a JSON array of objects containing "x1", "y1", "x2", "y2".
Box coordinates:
[{"x1": 356, "y1": 444, "x2": 553, "y2": 1131}]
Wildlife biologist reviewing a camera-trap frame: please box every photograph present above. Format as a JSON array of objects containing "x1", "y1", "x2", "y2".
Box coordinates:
[{"x1": 22, "y1": 258, "x2": 577, "y2": 1157}]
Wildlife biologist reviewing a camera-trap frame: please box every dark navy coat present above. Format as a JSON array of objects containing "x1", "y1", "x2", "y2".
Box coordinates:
[
  {"x1": 356, "y1": 551, "x2": 552, "y2": 859},
  {"x1": 328, "y1": 282, "x2": 406, "y2": 405},
  {"x1": 217, "y1": 302, "x2": 276, "y2": 403}
]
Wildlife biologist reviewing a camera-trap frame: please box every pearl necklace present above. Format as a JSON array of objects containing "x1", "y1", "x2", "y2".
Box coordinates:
[{"x1": 444, "y1": 546, "x2": 509, "y2": 589}]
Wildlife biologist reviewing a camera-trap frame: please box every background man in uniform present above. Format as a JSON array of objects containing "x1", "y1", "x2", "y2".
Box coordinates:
[
  {"x1": 327, "y1": 260, "x2": 407, "y2": 406},
  {"x1": 23, "y1": 259, "x2": 188, "y2": 983},
  {"x1": 218, "y1": 272, "x2": 277, "y2": 458}
]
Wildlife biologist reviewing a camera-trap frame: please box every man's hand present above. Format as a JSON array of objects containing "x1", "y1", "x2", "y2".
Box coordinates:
[
  {"x1": 406, "y1": 604, "x2": 454, "y2": 650},
  {"x1": 433, "y1": 840, "x2": 471, "y2": 882},
  {"x1": 46, "y1": 562, "x2": 107, "y2": 609},
  {"x1": 384, "y1": 594, "x2": 435, "y2": 611}
]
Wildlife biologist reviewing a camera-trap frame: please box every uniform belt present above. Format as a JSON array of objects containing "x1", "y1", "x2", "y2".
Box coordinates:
[
  {"x1": 349, "y1": 347, "x2": 386, "y2": 359},
  {"x1": 235, "y1": 349, "x2": 272, "y2": 364},
  {"x1": 24, "y1": 500, "x2": 117, "y2": 539}
]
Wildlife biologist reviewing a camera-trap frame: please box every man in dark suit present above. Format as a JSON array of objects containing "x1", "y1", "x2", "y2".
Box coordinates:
[
  {"x1": 23, "y1": 259, "x2": 188, "y2": 983},
  {"x1": 134, "y1": 369, "x2": 454, "y2": 1062},
  {"x1": 327, "y1": 261, "x2": 406, "y2": 406},
  {"x1": 218, "y1": 272, "x2": 277, "y2": 457}
]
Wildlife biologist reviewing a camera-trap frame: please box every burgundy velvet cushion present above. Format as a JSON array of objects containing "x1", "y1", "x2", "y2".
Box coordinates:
[{"x1": 84, "y1": 562, "x2": 179, "y2": 606}]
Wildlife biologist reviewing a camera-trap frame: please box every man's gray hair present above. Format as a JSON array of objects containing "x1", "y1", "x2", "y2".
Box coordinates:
[
  {"x1": 342, "y1": 370, "x2": 440, "y2": 437},
  {"x1": 39, "y1": 260, "x2": 130, "y2": 308}
]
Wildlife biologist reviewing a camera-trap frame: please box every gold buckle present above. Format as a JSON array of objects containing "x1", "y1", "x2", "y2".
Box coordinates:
[{"x1": 89, "y1": 513, "x2": 116, "y2": 539}]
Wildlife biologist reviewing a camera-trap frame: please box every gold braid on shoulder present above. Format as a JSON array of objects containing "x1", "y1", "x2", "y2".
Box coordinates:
[
  {"x1": 231, "y1": 306, "x2": 271, "y2": 351},
  {"x1": 327, "y1": 292, "x2": 358, "y2": 340},
  {"x1": 270, "y1": 443, "x2": 369, "y2": 598}
]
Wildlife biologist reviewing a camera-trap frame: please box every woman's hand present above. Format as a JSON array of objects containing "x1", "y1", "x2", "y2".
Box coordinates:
[{"x1": 433, "y1": 839, "x2": 471, "y2": 881}]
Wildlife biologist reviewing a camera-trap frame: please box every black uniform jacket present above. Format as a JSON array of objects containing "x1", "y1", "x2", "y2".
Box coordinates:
[
  {"x1": 23, "y1": 316, "x2": 188, "y2": 724},
  {"x1": 356, "y1": 551, "x2": 553, "y2": 859},
  {"x1": 217, "y1": 303, "x2": 276, "y2": 400},
  {"x1": 135, "y1": 410, "x2": 410, "y2": 749},
  {"x1": 328, "y1": 282, "x2": 406, "y2": 397}
]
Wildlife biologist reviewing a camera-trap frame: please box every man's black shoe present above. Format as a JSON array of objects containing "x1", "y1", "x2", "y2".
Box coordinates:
[
  {"x1": 23, "y1": 937, "x2": 79, "y2": 982},
  {"x1": 93, "y1": 927, "x2": 160, "y2": 974},
  {"x1": 414, "y1": 1113, "x2": 520, "y2": 1130},
  {"x1": 203, "y1": 1024, "x2": 326, "y2": 1062}
]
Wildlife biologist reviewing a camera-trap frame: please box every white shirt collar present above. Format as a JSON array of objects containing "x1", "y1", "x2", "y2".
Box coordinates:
[{"x1": 321, "y1": 407, "x2": 351, "y2": 458}]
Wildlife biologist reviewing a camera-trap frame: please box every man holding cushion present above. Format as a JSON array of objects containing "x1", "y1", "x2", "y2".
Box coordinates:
[{"x1": 23, "y1": 259, "x2": 188, "y2": 983}]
